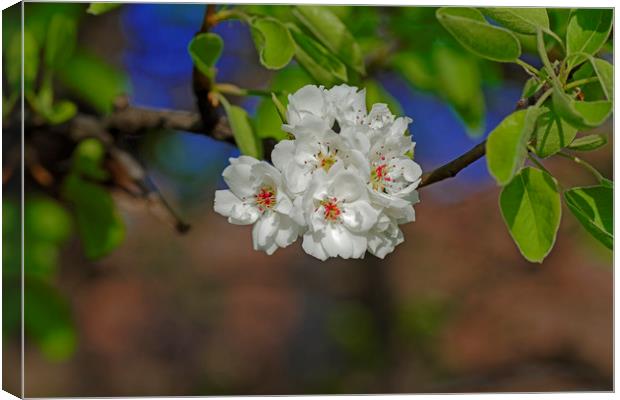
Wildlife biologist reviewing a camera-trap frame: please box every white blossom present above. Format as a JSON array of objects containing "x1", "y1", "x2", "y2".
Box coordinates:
[
  {"x1": 214, "y1": 156, "x2": 301, "y2": 255},
  {"x1": 213, "y1": 84, "x2": 423, "y2": 260}
]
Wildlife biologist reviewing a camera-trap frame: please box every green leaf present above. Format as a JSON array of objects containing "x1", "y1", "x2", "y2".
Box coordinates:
[
  {"x1": 57, "y1": 50, "x2": 129, "y2": 113},
  {"x1": 45, "y1": 14, "x2": 77, "y2": 69},
  {"x1": 271, "y1": 93, "x2": 288, "y2": 124},
  {"x1": 62, "y1": 174, "x2": 125, "y2": 260},
  {"x1": 521, "y1": 77, "x2": 544, "y2": 99},
  {"x1": 188, "y1": 32, "x2": 223, "y2": 80},
  {"x1": 364, "y1": 79, "x2": 403, "y2": 116},
  {"x1": 25, "y1": 280, "x2": 76, "y2": 361},
  {"x1": 23, "y1": 30, "x2": 39, "y2": 91},
  {"x1": 249, "y1": 17, "x2": 295, "y2": 70},
  {"x1": 567, "y1": 134, "x2": 607, "y2": 151},
  {"x1": 500, "y1": 167, "x2": 561, "y2": 262},
  {"x1": 293, "y1": 6, "x2": 365, "y2": 75},
  {"x1": 566, "y1": 9, "x2": 613, "y2": 68},
  {"x1": 72, "y1": 138, "x2": 109, "y2": 180},
  {"x1": 534, "y1": 105, "x2": 578, "y2": 158},
  {"x1": 86, "y1": 3, "x2": 121, "y2": 15},
  {"x1": 43, "y1": 100, "x2": 77, "y2": 125},
  {"x1": 289, "y1": 25, "x2": 347, "y2": 85},
  {"x1": 482, "y1": 8, "x2": 549, "y2": 34},
  {"x1": 255, "y1": 66, "x2": 312, "y2": 141},
  {"x1": 220, "y1": 98, "x2": 262, "y2": 158},
  {"x1": 390, "y1": 52, "x2": 436, "y2": 92},
  {"x1": 436, "y1": 7, "x2": 521, "y2": 62},
  {"x1": 486, "y1": 107, "x2": 542, "y2": 185},
  {"x1": 552, "y1": 88, "x2": 612, "y2": 130},
  {"x1": 589, "y1": 57, "x2": 613, "y2": 101},
  {"x1": 564, "y1": 185, "x2": 613, "y2": 249},
  {"x1": 25, "y1": 197, "x2": 72, "y2": 244},
  {"x1": 432, "y1": 44, "x2": 485, "y2": 135}
]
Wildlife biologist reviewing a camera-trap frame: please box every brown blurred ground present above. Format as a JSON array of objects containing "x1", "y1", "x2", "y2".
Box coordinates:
[{"x1": 9, "y1": 140, "x2": 611, "y2": 396}]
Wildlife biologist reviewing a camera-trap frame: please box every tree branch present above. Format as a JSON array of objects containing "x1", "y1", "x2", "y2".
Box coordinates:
[{"x1": 418, "y1": 141, "x2": 486, "y2": 188}]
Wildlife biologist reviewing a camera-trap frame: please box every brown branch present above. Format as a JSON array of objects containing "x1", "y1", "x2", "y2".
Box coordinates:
[
  {"x1": 417, "y1": 83, "x2": 548, "y2": 189},
  {"x1": 418, "y1": 141, "x2": 486, "y2": 188},
  {"x1": 97, "y1": 96, "x2": 234, "y2": 143}
]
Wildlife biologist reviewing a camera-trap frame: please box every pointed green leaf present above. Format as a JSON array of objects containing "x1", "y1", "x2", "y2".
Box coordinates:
[
  {"x1": 566, "y1": 9, "x2": 613, "y2": 68},
  {"x1": 534, "y1": 105, "x2": 578, "y2": 158},
  {"x1": 436, "y1": 7, "x2": 521, "y2": 62},
  {"x1": 552, "y1": 88, "x2": 612, "y2": 130},
  {"x1": 220, "y1": 98, "x2": 262, "y2": 159},
  {"x1": 567, "y1": 134, "x2": 607, "y2": 151},
  {"x1": 486, "y1": 107, "x2": 542, "y2": 185},
  {"x1": 62, "y1": 174, "x2": 125, "y2": 260},
  {"x1": 86, "y1": 3, "x2": 122, "y2": 15},
  {"x1": 564, "y1": 185, "x2": 612, "y2": 249},
  {"x1": 293, "y1": 6, "x2": 365, "y2": 75},
  {"x1": 45, "y1": 14, "x2": 77, "y2": 69},
  {"x1": 249, "y1": 17, "x2": 295, "y2": 70},
  {"x1": 188, "y1": 32, "x2": 223, "y2": 80},
  {"x1": 482, "y1": 8, "x2": 549, "y2": 34},
  {"x1": 500, "y1": 167, "x2": 561, "y2": 263},
  {"x1": 289, "y1": 25, "x2": 347, "y2": 85}
]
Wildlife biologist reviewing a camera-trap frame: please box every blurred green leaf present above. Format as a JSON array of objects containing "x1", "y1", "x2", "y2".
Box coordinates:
[
  {"x1": 436, "y1": 7, "x2": 521, "y2": 62},
  {"x1": 567, "y1": 134, "x2": 607, "y2": 152},
  {"x1": 86, "y1": 3, "x2": 121, "y2": 15},
  {"x1": 57, "y1": 50, "x2": 129, "y2": 113},
  {"x1": 25, "y1": 280, "x2": 76, "y2": 361},
  {"x1": 72, "y1": 138, "x2": 109, "y2": 181},
  {"x1": 391, "y1": 52, "x2": 436, "y2": 92},
  {"x1": 364, "y1": 79, "x2": 403, "y2": 116},
  {"x1": 62, "y1": 174, "x2": 125, "y2": 260},
  {"x1": 249, "y1": 17, "x2": 295, "y2": 70},
  {"x1": 220, "y1": 98, "x2": 263, "y2": 158},
  {"x1": 534, "y1": 105, "x2": 578, "y2": 158},
  {"x1": 188, "y1": 32, "x2": 224, "y2": 80},
  {"x1": 25, "y1": 197, "x2": 72, "y2": 243},
  {"x1": 564, "y1": 185, "x2": 612, "y2": 249},
  {"x1": 482, "y1": 8, "x2": 549, "y2": 35},
  {"x1": 45, "y1": 14, "x2": 77, "y2": 69},
  {"x1": 433, "y1": 44, "x2": 485, "y2": 135},
  {"x1": 566, "y1": 9, "x2": 613, "y2": 68},
  {"x1": 293, "y1": 6, "x2": 365, "y2": 75},
  {"x1": 500, "y1": 167, "x2": 561, "y2": 263},
  {"x1": 486, "y1": 107, "x2": 542, "y2": 185},
  {"x1": 289, "y1": 25, "x2": 347, "y2": 85},
  {"x1": 23, "y1": 30, "x2": 40, "y2": 91},
  {"x1": 44, "y1": 100, "x2": 78, "y2": 125},
  {"x1": 6, "y1": 33, "x2": 22, "y2": 91}
]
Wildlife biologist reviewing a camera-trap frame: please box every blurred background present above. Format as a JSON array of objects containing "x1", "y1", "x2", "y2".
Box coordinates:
[{"x1": 2, "y1": 3, "x2": 613, "y2": 396}]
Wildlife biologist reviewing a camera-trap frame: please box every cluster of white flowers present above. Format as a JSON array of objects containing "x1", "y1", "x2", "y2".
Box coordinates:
[{"x1": 214, "y1": 84, "x2": 422, "y2": 261}]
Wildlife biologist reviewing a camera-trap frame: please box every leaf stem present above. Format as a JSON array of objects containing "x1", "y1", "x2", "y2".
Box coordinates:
[
  {"x1": 215, "y1": 83, "x2": 283, "y2": 97},
  {"x1": 516, "y1": 59, "x2": 540, "y2": 78},
  {"x1": 557, "y1": 151, "x2": 606, "y2": 183},
  {"x1": 565, "y1": 77, "x2": 599, "y2": 91},
  {"x1": 534, "y1": 89, "x2": 552, "y2": 107},
  {"x1": 527, "y1": 147, "x2": 554, "y2": 177}
]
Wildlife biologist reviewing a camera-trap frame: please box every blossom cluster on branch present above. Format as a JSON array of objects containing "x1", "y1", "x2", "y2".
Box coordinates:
[{"x1": 214, "y1": 84, "x2": 422, "y2": 260}]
